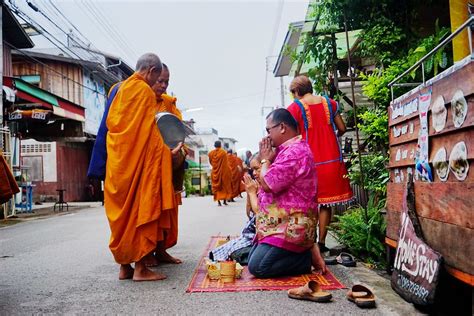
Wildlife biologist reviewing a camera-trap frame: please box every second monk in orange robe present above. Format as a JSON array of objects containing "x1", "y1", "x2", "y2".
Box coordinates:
[
  {"x1": 150, "y1": 63, "x2": 184, "y2": 264},
  {"x1": 208, "y1": 141, "x2": 233, "y2": 206}
]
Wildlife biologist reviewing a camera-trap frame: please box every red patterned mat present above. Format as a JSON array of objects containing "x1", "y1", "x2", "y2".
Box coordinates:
[{"x1": 186, "y1": 236, "x2": 346, "y2": 293}]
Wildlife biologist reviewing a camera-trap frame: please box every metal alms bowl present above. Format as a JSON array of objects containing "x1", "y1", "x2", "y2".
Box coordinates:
[{"x1": 155, "y1": 112, "x2": 186, "y2": 149}]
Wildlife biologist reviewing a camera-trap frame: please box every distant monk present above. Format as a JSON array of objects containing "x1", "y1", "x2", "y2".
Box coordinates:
[
  {"x1": 105, "y1": 53, "x2": 173, "y2": 281},
  {"x1": 227, "y1": 150, "x2": 245, "y2": 201},
  {"x1": 150, "y1": 63, "x2": 185, "y2": 265},
  {"x1": 208, "y1": 141, "x2": 233, "y2": 206}
]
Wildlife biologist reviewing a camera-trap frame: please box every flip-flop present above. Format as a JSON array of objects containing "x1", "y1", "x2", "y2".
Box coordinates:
[
  {"x1": 324, "y1": 256, "x2": 337, "y2": 265},
  {"x1": 336, "y1": 252, "x2": 356, "y2": 267},
  {"x1": 347, "y1": 284, "x2": 376, "y2": 308},
  {"x1": 288, "y1": 280, "x2": 332, "y2": 302}
]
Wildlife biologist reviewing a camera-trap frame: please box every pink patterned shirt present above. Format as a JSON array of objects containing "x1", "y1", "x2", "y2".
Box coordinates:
[{"x1": 257, "y1": 136, "x2": 318, "y2": 252}]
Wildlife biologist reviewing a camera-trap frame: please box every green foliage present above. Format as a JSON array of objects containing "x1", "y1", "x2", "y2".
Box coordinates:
[
  {"x1": 357, "y1": 108, "x2": 389, "y2": 151},
  {"x1": 358, "y1": 18, "x2": 406, "y2": 66},
  {"x1": 184, "y1": 170, "x2": 196, "y2": 196},
  {"x1": 348, "y1": 154, "x2": 389, "y2": 198},
  {"x1": 331, "y1": 197, "x2": 387, "y2": 268}
]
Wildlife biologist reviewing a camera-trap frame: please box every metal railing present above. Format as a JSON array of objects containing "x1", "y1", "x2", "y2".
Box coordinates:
[{"x1": 388, "y1": 15, "x2": 474, "y2": 97}]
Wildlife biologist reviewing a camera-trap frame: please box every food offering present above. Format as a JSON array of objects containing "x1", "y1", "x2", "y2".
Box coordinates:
[
  {"x1": 449, "y1": 141, "x2": 469, "y2": 181},
  {"x1": 431, "y1": 95, "x2": 447, "y2": 133},
  {"x1": 432, "y1": 147, "x2": 449, "y2": 182},
  {"x1": 451, "y1": 90, "x2": 468, "y2": 128}
]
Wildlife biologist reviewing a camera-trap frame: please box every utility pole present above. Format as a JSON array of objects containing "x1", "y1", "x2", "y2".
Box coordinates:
[{"x1": 280, "y1": 77, "x2": 285, "y2": 107}]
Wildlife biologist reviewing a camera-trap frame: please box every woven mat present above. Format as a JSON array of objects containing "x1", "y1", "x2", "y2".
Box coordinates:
[{"x1": 186, "y1": 236, "x2": 346, "y2": 293}]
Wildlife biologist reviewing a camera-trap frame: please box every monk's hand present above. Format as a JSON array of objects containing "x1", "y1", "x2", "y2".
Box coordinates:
[
  {"x1": 242, "y1": 174, "x2": 258, "y2": 194},
  {"x1": 259, "y1": 137, "x2": 276, "y2": 162},
  {"x1": 171, "y1": 142, "x2": 184, "y2": 155}
]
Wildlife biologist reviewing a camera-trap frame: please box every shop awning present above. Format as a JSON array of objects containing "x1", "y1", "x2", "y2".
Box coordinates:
[
  {"x1": 3, "y1": 76, "x2": 85, "y2": 121},
  {"x1": 2, "y1": 85, "x2": 15, "y2": 102}
]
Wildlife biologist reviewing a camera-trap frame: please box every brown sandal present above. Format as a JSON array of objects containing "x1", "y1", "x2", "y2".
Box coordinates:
[
  {"x1": 347, "y1": 284, "x2": 376, "y2": 308},
  {"x1": 288, "y1": 280, "x2": 332, "y2": 302}
]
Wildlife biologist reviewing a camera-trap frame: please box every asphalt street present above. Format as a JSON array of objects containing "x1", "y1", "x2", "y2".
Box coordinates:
[{"x1": 0, "y1": 196, "x2": 421, "y2": 314}]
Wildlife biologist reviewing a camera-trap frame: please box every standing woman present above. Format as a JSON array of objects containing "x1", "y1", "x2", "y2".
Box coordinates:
[{"x1": 287, "y1": 75, "x2": 353, "y2": 252}]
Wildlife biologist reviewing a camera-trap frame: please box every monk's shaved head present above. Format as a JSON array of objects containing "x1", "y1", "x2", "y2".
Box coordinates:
[{"x1": 136, "y1": 53, "x2": 162, "y2": 73}]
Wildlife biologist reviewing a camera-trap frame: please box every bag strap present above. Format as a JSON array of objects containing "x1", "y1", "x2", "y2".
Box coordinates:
[
  {"x1": 322, "y1": 95, "x2": 343, "y2": 163},
  {"x1": 294, "y1": 98, "x2": 309, "y2": 140}
]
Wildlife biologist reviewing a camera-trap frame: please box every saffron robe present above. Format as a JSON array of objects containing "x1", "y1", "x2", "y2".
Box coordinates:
[
  {"x1": 105, "y1": 73, "x2": 175, "y2": 264},
  {"x1": 156, "y1": 93, "x2": 183, "y2": 249},
  {"x1": 228, "y1": 154, "x2": 245, "y2": 198},
  {"x1": 208, "y1": 148, "x2": 233, "y2": 201}
]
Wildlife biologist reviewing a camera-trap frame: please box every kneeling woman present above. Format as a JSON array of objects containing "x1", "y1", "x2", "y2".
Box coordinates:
[{"x1": 246, "y1": 108, "x2": 325, "y2": 278}]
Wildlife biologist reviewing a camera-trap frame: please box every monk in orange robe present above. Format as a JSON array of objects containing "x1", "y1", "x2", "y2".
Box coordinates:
[
  {"x1": 227, "y1": 150, "x2": 245, "y2": 201},
  {"x1": 149, "y1": 63, "x2": 184, "y2": 265},
  {"x1": 105, "y1": 53, "x2": 175, "y2": 281},
  {"x1": 208, "y1": 141, "x2": 233, "y2": 206}
]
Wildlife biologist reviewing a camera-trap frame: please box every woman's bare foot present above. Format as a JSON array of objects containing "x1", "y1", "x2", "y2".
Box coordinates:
[
  {"x1": 133, "y1": 260, "x2": 166, "y2": 282},
  {"x1": 119, "y1": 264, "x2": 134, "y2": 280},
  {"x1": 311, "y1": 244, "x2": 327, "y2": 275},
  {"x1": 155, "y1": 250, "x2": 183, "y2": 264}
]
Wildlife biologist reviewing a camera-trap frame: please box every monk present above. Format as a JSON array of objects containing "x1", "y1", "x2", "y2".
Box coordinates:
[
  {"x1": 105, "y1": 53, "x2": 174, "y2": 281},
  {"x1": 148, "y1": 63, "x2": 184, "y2": 265},
  {"x1": 208, "y1": 141, "x2": 233, "y2": 206},
  {"x1": 227, "y1": 150, "x2": 245, "y2": 201}
]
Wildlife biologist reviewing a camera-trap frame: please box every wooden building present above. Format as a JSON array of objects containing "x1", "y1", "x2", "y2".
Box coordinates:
[
  {"x1": 7, "y1": 48, "x2": 133, "y2": 202},
  {"x1": 386, "y1": 56, "x2": 473, "y2": 286}
]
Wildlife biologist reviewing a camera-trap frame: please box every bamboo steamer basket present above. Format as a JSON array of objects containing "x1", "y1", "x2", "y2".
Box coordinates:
[{"x1": 220, "y1": 261, "x2": 236, "y2": 283}]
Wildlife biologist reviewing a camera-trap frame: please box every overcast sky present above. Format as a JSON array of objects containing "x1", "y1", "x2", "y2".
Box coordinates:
[{"x1": 13, "y1": 0, "x2": 309, "y2": 152}]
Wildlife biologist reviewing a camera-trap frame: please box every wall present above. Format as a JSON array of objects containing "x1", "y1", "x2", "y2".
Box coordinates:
[
  {"x1": 3, "y1": 44, "x2": 12, "y2": 76},
  {"x1": 20, "y1": 139, "x2": 90, "y2": 201},
  {"x1": 56, "y1": 142, "x2": 90, "y2": 201},
  {"x1": 82, "y1": 69, "x2": 106, "y2": 135},
  {"x1": 12, "y1": 58, "x2": 83, "y2": 105}
]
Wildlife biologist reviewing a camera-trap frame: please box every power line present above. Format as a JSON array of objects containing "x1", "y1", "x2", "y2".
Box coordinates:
[
  {"x1": 28, "y1": 1, "x2": 102, "y2": 64},
  {"x1": 10, "y1": 3, "x2": 99, "y2": 70},
  {"x1": 9, "y1": 2, "x2": 121, "y2": 83},
  {"x1": 84, "y1": 0, "x2": 138, "y2": 59},
  {"x1": 6, "y1": 40, "x2": 107, "y2": 97},
  {"x1": 79, "y1": 0, "x2": 136, "y2": 62},
  {"x1": 46, "y1": 0, "x2": 91, "y2": 46}
]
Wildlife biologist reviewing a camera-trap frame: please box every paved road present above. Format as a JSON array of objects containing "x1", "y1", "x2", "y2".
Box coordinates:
[{"x1": 0, "y1": 196, "x2": 420, "y2": 314}]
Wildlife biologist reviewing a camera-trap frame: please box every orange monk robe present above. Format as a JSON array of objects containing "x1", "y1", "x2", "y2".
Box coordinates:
[
  {"x1": 156, "y1": 93, "x2": 183, "y2": 249},
  {"x1": 208, "y1": 148, "x2": 233, "y2": 201},
  {"x1": 105, "y1": 73, "x2": 175, "y2": 265},
  {"x1": 157, "y1": 93, "x2": 182, "y2": 120},
  {"x1": 235, "y1": 156, "x2": 246, "y2": 194},
  {"x1": 228, "y1": 154, "x2": 245, "y2": 198}
]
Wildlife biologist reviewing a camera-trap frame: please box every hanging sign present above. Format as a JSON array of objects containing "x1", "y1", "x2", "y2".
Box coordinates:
[
  {"x1": 391, "y1": 210, "x2": 443, "y2": 305},
  {"x1": 6, "y1": 109, "x2": 52, "y2": 122}
]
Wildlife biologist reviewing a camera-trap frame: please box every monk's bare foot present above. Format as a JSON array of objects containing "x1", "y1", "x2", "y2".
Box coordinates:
[
  {"x1": 223, "y1": 200, "x2": 228, "y2": 205},
  {"x1": 119, "y1": 264, "x2": 134, "y2": 280},
  {"x1": 311, "y1": 244, "x2": 327, "y2": 275},
  {"x1": 133, "y1": 261, "x2": 166, "y2": 281},
  {"x1": 143, "y1": 253, "x2": 159, "y2": 267},
  {"x1": 156, "y1": 250, "x2": 183, "y2": 264},
  {"x1": 218, "y1": 201, "x2": 222, "y2": 206}
]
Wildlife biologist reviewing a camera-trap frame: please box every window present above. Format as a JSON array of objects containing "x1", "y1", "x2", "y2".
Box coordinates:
[
  {"x1": 21, "y1": 143, "x2": 52, "y2": 154},
  {"x1": 21, "y1": 156, "x2": 43, "y2": 181}
]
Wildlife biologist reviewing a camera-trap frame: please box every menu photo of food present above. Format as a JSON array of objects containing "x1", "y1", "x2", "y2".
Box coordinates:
[
  {"x1": 433, "y1": 147, "x2": 449, "y2": 182},
  {"x1": 449, "y1": 141, "x2": 469, "y2": 181},
  {"x1": 451, "y1": 89, "x2": 468, "y2": 128},
  {"x1": 431, "y1": 95, "x2": 447, "y2": 133}
]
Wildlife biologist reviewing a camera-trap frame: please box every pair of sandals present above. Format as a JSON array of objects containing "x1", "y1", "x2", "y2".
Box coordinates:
[
  {"x1": 288, "y1": 281, "x2": 376, "y2": 308},
  {"x1": 324, "y1": 252, "x2": 356, "y2": 267}
]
